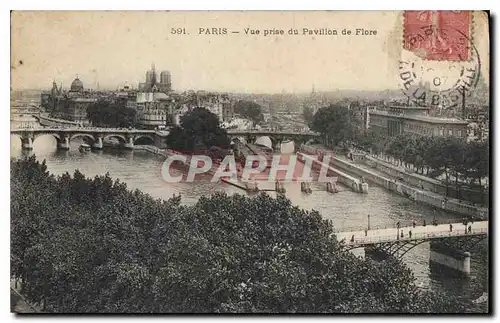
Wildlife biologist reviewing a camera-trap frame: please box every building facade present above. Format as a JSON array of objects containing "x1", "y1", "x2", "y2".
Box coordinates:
[
  {"x1": 196, "y1": 92, "x2": 234, "y2": 122},
  {"x1": 172, "y1": 92, "x2": 235, "y2": 126},
  {"x1": 134, "y1": 92, "x2": 174, "y2": 129},
  {"x1": 369, "y1": 106, "x2": 468, "y2": 139},
  {"x1": 40, "y1": 77, "x2": 99, "y2": 126}
]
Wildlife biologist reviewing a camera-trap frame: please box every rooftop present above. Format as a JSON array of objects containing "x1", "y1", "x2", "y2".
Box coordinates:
[
  {"x1": 370, "y1": 110, "x2": 468, "y2": 124},
  {"x1": 388, "y1": 106, "x2": 431, "y2": 110},
  {"x1": 72, "y1": 97, "x2": 99, "y2": 102}
]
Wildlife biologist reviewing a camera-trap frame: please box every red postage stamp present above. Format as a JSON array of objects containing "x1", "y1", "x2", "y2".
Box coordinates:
[{"x1": 403, "y1": 11, "x2": 472, "y2": 61}]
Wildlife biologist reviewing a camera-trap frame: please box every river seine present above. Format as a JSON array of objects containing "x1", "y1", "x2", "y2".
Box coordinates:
[{"x1": 10, "y1": 134, "x2": 487, "y2": 308}]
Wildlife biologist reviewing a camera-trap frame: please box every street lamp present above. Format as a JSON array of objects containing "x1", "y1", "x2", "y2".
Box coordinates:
[{"x1": 367, "y1": 214, "x2": 371, "y2": 231}]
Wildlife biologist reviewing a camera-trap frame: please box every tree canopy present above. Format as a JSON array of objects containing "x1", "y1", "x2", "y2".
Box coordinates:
[
  {"x1": 311, "y1": 104, "x2": 361, "y2": 148},
  {"x1": 354, "y1": 130, "x2": 489, "y2": 188},
  {"x1": 303, "y1": 106, "x2": 315, "y2": 126},
  {"x1": 234, "y1": 100, "x2": 264, "y2": 126},
  {"x1": 86, "y1": 99, "x2": 137, "y2": 128},
  {"x1": 10, "y1": 156, "x2": 472, "y2": 313},
  {"x1": 166, "y1": 107, "x2": 230, "y2": 153}
]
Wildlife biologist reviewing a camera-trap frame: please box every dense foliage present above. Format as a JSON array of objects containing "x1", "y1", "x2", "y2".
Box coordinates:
[
  {"x1": 310, "y1": 104, "x2": 488, "y2": 193},
  {"x1": 302, "y1": 106, "x2": 315, "y2": 126},
  {"x1": 166, "y1": 107, "x2": 230, "y2": 153},
  {"x1": 234, "y1": 100, "x2": 264, "y2": 126},
  {"x1": 11, "y1": 156, "x2": 468, "y2": 313},
  {"x1": 87, "y1": 99, "x2": 137, "y2": 128},
  {"x1": 354, "y1": 130, "x2": 489, "y2": 189},
  {"x1": 311, "y1": 105, "x2": 362, "y2": 148}
]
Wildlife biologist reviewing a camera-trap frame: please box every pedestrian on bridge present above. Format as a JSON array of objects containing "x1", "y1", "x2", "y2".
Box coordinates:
[
  {"x1": 412, "y1": 220, "x2": 416, "y2": 228},
  {"x1": 468, "y1": 225, "x2": 472, "y2": 233},
  {"x1": 400, "y1": 231, "x2": 404, "y2": 238},
  {"x1": 409, "y1": 230, "x2": 412, "y2": 239},
  {"x1": 449, "y1": 223, "x2": 453, "y2": 232},
  {"x1": 364, "y1": 229, "x2": 368, "y2": 236},
  {"x1": 350, "y1": 235, "x2": 355, "y2": 242},
  {"x1": 423, "y1": 219, "x2": 427, "y2": 227}
]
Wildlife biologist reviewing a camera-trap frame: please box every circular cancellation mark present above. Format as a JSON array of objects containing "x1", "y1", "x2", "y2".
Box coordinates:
[{"x1": 398, "y1": 25, "x2": 481, "y2": 110}]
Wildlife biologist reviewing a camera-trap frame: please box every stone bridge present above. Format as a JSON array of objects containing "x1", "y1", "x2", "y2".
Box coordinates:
[
  {"x1": 226, "y1": 129, "x2": 320, "y2": 148},
  {"x1": 11, "y1": 127, "x2": 320, "y2": 151},
  {"x1": 10, "y1": 128, "x2": 161, "y2": 150}
]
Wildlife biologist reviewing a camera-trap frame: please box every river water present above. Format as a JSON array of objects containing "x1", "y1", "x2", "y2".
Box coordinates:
[{"x1": 10, "y1": 133, "x2": 488, "y2": 308}]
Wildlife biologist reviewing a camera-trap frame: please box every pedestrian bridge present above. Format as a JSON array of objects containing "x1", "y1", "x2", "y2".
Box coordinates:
[
  {"x1": 335, "y1": 221, "x2": 488, "y2": 275},
  {"x1": 336, "y1": 221, "x2": 488, "y2": 248}
]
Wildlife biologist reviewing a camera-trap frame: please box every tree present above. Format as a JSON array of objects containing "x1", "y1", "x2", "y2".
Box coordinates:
[
  {"x1": 464, "y1": 140, "x2": 489, "y2": 189},
  {"x1": 311, "y1": 104, "x2": 360, "y2": 149},
  {"x1": 234, "y1": 100, "x2": 264, "y2": 126},
  {"x1": 166, "y1": 107, "x2": 230, "y2": 153},
  {"x1": 87, "y1": 99, "x2": 137, "y2": 128},
  {"x1": 11, "y1": 156, "x2": 472, "y2": 313},
  {"x1": 303, "y1": 106, "x2": 315, "y2": 126}
]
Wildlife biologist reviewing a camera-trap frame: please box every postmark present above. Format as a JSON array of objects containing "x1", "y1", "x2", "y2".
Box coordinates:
[{"x1": 399, "y1": 11, "x2": 481, "y2": 110}]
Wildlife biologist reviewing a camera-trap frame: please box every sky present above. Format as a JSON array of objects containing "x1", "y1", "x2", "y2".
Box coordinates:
[{"x1": 11, "y1": 11, "x2": 490, "y2": 94}]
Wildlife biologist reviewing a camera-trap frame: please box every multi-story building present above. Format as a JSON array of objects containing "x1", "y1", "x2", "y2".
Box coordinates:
[
  {"x1": 369, "y1": 106, "x2": 468, "y2": 139},
  {"x1": 196, "y1": 92, "x2": 234, "y2": 122},
  {"x1": 134, "y1": 92, "x2": 174, "y2": 129},
  {"x1": 40, "y1": 77, "x2": 99, "y2": 126}
]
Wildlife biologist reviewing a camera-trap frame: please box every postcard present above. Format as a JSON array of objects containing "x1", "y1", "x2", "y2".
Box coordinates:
[{"x1": 10, "y1": 11, "x2": 490, "y2": 314}]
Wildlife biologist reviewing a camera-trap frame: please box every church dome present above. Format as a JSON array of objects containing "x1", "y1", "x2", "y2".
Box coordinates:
[{"x1": 70, "y1": 77, "x2": 84, "y2": 92}]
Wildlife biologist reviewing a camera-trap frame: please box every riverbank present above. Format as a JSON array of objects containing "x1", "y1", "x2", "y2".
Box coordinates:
[
  {"x1": 300, "y1": 145, "x2": 488, "y2": 219},
  {"x1": 36, "y1": 113, "x2": 82, "y2": 127},
  {"x1": 363, "y1": 154, "x2": 488, "y2": 206},
  {"x1": 296, "y1": 152, "x2": 367, "y2": 193}
]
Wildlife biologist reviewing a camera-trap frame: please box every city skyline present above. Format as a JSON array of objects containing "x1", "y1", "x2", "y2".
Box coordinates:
[{"x1": 12, "y1": 11, "x2": 489, "y2": 94}]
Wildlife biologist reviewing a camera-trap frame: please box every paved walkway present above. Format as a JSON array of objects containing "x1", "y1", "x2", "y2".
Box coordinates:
[
  {"x1": 335, "y1": 221, "x2": 488, "y2": 246},
  {"x1": 366, "y1": 153, "x2": 489, "y2": 188},
  {"x1": 302, "y1": 145, "x2": 488, "y2": 217}
]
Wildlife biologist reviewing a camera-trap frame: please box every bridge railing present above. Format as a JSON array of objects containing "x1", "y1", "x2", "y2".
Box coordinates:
[
  {"x1": 338, "y1": 227, "x2": 488, "y2": 246},
  {"x1": 227, "y1": 130, "x2": 319, "y2": 135},
  {"x1": 11, "y1": 127, "x2": 158, "y2": 133}
]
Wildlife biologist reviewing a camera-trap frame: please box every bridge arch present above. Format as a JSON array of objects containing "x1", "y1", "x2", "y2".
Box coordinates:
[
  {"x1": 70, "y1": 133, "x2": 96, "y2": 144},
  {"x1": 345, "y1": 240, "x2": 437, "y2": 259},
  {"x1": 103, "y1": 134, "x2": 127, "y2": 144},
  {"x1": 10, "y1": 134, "x2": 22, "y2": 147},
  {"x1": 33, "y1": 133, "x2": 62, "y2": 144},
  {"x1": 254, "y1": 136, "x2": 275, "y2": 150},
  {"x1": 134, "y1": 134, "x2": 155, "y2": 145}
]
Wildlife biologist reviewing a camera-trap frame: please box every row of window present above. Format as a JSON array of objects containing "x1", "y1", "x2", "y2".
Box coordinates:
[
  {"x1": 369, "y1": 115, "x2": 466, "y2": 138},
  {"x1": 406, "y1": 125, "x2": 464, "y2": 137}
]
